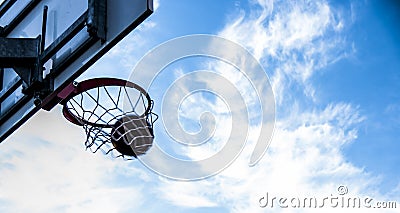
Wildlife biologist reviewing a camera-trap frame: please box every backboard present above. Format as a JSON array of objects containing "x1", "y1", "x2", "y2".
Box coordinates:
[{"x1": 0, "y1": 0, "x2": 153, "y2": 142}]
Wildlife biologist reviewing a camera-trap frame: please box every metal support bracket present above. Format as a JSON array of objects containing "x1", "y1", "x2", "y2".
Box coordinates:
[
  {"x1": 0, "y1": 0, "x2": 107, "y2": 107},
  {"x1": 0, "y1": 36, "x2": 51, "y2": 106},
  {"x1": 0, "y1": 4, "x2": 52, "y2": 106},
  {"x1": 0, "y1": 37, "x2": 41, "y2": 86}
]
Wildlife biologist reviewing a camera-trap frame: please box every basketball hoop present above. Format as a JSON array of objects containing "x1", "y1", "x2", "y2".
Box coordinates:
[{"x1": 59, "y1": 78, "x2": 157, "y2": 159}]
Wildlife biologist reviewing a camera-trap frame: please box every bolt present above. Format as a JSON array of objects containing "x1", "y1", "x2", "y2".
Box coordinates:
[{"x1": 34, "y1": 96, "x2": 42, "y2": 107}]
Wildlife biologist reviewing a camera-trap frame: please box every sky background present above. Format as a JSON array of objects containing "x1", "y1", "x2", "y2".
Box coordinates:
[{"x1": 1, "y1": 0, "x2": 400, "y2": 212}]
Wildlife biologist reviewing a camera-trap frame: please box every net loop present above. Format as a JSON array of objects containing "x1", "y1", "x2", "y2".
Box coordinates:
[{"x1": 62, "y1": 78, "x2": 156, "y2": 159}]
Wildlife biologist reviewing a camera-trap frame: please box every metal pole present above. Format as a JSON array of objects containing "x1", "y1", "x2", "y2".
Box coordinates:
[{"x1": 41, "y1": 5, "x2": 48, "y2": 53}]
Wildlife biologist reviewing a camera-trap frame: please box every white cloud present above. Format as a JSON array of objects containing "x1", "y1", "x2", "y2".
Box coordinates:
[
  {"x1": 219, "y1": 0, "x2": 353, "y2": 104},
  {"x1": 156, "y1": 179, "x2": 218, "y2": 208},
  {"x1": 153, "y1": 0, "x2": 160, "y2": 11},
  {"x1": 151, "y1": 0, "x2": 399, "y2": 212},
  {"x1": 156, "y1": 103, "x2": 398, "y2": 212},
  {"x1": 0, "y1": 108, "x2": 148, "y2": 212}
]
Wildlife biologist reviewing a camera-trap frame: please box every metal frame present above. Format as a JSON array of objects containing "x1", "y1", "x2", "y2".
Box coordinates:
[
  {"x1": 0, "y1": 0, "x2": 154, "y2": 143},
  {"x1": 0, "y1": 0, "x2": 42, "y2": 36},
  {"x1": 0, "y1": 37, "x2": 41, "y2": 93},
  {"x1": 0, "y1": 0, "x2": 107, "y2": 100},
  {"x1": 1, "y1": 0, "x2": 107, "y2": 91},
  {"x1": 41, "y1": 0, "x2": 154, "y2": 111},
  {"x1": 0, "y1": 0, "x2": 107, "y2": 141},
  {"x1": 0, "y1": 0, "x2": 17, "y2": 23}
]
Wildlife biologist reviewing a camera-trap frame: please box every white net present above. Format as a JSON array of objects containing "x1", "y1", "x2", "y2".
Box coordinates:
[{"x1": 64, "y1": 83, "x2": 157, "y2": 159}]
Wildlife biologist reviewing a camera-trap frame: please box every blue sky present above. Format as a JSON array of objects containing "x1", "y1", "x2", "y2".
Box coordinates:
[{"x1": 1, "y1": 0, "x2": 400, "y2": 212}]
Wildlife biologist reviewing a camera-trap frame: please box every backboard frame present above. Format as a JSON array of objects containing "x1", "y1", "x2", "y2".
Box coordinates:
[{"x1": 0, "y1": 0, "x2": 154, "y2": 142}]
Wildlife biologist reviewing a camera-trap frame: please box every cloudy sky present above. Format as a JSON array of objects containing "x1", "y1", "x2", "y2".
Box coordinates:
[{"x1": 1, "y1": 0, "x2": 399, "y2": 212}]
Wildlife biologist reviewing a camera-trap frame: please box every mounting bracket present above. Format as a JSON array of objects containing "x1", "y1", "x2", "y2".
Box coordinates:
[
  {"x1": 0, "y1": 37, "x2": 41, "y2": 89},
  {"x1": 0, "y1": 0, "x2": 107, "y2": 107}
]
